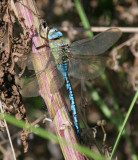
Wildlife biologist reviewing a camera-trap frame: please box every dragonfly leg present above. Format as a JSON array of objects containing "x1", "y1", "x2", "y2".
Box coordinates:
[
  {"x1": 35, "y1": 43, "x2": 50, "y2": 50},
  {"x1": 32, "y1": 20, "x2": 50, "y2": 50},
  {"x1": 32, "y1": 34, "x2": 50, "y2": 49},
  {"x1": 29, "y1": 58, "x2": 53, "y2": 78}
]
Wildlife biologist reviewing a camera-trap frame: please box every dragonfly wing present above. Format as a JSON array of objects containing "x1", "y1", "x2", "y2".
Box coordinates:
[
  {"x1": 68, "y1": 56, "x2": 108, "y2": 80},
  {"x1": 21, "y1": 64, "x2": 65, "y2": 97},
  {"x1": 25, "y1": 47, "x2": 64, "y2": 73},
  {"x1": 50, "y1": 67, "x2": 65, "y2": 93},
  {"x1": 25, "y1": 50, "x2": 51, "y2": 71},
  {"x1": 15, "y1": 49, "x2": 51, "y2": 80},
  {"x1": 70, "y1": 28, "x2": 122, "y2": 55},
  {"x1": 21, "y1": 77, "x2": 40, "y2": 97}
]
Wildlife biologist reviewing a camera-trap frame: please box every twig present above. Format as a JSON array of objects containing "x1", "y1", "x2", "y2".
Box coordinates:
[
  {"x1": 13, "y1": 0, "x2": 86, "y2": 159},
  {"x1": 60, "y1": 26, "x2": 138, "y2": 33},
  {"x1": 0, "y1": 100, "x2": 17, "y2": 160},
  {"x1": 0, "y1": 115, "x2": 47, "y2": 145},
  {"x1": 31, "y1": 115, "x2": 46, "y2": 125}
]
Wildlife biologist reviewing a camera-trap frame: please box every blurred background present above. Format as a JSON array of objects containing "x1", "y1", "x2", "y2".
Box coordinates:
[{"x1": 1, "y1": 0, "x2": 138, "y2": 160}]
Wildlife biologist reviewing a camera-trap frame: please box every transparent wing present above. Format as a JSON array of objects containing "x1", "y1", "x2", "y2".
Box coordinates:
[
  {"x1": 50, "y1": 68, "x2": 65, "y2": 93},
  {"x1": 70, "y1": 28, "x2": 122, "y2": 55},
  {"x1": 25, "y1": 50, "x2": 51, "y2": 71},
  {"x1": 68, "y1": 56, "x2": 108, "y2": 80},
  {"x1": 21, "y1": 63, "x2": 65, "y2": 97},
  {"x1": 15, "y1": 50, "x2": 51, "y2": 80},
  {"x1": 21, "y1": 77, "x2": 40, "y2": 97},
  {"x1": 24, "y1": 48, "x2": 63, "y2": 72},
  {"x1": 19, "y1": 48, "x2": 66, "y2": 97}
]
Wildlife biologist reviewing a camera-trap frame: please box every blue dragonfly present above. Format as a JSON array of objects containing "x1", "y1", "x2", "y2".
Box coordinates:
[{"x1": 21, "y1": 25, "x2": 122, "y2": 138}]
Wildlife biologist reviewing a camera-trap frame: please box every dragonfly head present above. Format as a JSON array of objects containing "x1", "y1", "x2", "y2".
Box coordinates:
[{"x1": 48, "y1": 28, "x2": 63, "y2": 40}]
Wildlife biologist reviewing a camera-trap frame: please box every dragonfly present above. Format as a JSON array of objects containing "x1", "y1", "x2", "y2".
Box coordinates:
[{"x1": 21, "y1": 25, "x2": 122, "y2": 138}]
